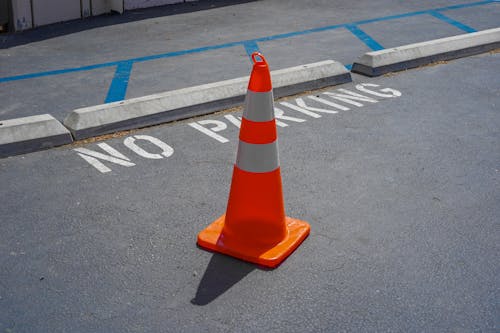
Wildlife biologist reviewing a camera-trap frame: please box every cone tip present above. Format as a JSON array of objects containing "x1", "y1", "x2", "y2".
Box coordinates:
[
  {"x1": 248, "y1": 52, "x2": 272, "y2": 92},
  {"x1": 251, "y1": 52, "x2": 268, "y2": 66}
]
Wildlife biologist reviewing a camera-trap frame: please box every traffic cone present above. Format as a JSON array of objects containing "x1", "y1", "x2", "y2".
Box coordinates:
[{"x1": 197, "y1": 52, "x2": 310, "y2": 268}]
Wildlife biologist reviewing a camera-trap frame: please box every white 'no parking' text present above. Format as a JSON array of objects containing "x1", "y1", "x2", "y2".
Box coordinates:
[{"x1": 74, "y1": 83, "x2": 402, "y2": 173}]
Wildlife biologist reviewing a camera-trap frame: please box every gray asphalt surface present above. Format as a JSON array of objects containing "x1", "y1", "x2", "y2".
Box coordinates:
[
  {"x1": 1, "y1": 0, "x2": 499, "y2": 121},
  {"x1": 0, "y1": 51, "x2": 499, "y2": 332}
]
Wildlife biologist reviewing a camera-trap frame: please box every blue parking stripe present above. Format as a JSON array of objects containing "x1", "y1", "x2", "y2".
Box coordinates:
[
  {"x1": 0, "y1": 62, "x2": 118, "y2": 83},
  {"x1": 428, "y1": 11, "x2": 477, "y2": 33},
  {"x1": 243, "y1": 41, "x2": 261, "y2": 60},
  {"x1": 0, "y1": 0, "x2": 495, "y2": 85},
  {"x1": 352, "y1": 10, "x2": 429, "y2": 26},
  {"x1": 131, "y1": 41, "x2": 243, "y2": 63},
  {"x1": 105, "y1": 61, "x2": 133, "y2": 103},
  {"x1": 345, "y1": 24, "x2": 384, "y2": 51},
  {"x1": 435, "y1": 0, "x2": 495, "y2": 12},
  {"x1": 254, "y1": 23, "x2": 345, "y2": 43}
]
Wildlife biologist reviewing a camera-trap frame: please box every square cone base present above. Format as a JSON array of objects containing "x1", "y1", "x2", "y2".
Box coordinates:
[{"x1": 197, "y1": 214, "x2": 310, "y2": 268}]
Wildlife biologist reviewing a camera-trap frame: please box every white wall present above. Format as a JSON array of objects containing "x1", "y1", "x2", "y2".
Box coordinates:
[
  {"x1": 82, "y1": 0, "x2": 91, "y2": 18},
  {"x1": 124, "y1": 0, "x2": 186, "y2": 10},
  {"x1": 92, "y1": 0, "x2": 124, "y2": 16},
  {"x1": 10, "y1": 0, "x2": 198, "y2": 31},
  {"x1": 11, "y1": 0, "x2": 32, "y2": 31},
  {"x1": 32, "y1": 0, "x2": 81, "y2": 27}
]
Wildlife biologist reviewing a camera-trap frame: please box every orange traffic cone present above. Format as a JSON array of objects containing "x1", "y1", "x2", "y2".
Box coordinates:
[{"x1": 197, "y1": 52, "x2": 310, "y2": 268}]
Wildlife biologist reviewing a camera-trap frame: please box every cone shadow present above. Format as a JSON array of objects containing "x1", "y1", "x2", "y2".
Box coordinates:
[{"x1": 191, "y1": 253, "x2": 256, "y2": 306}]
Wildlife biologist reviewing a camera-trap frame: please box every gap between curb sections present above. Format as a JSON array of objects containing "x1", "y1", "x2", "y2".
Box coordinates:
[
  {"x1": 1, "y1": 26, "x2": 499, "y2": 159},
  {"x1": 0, "y1": 114, "x2": 73, "y2": 158},
  {"x1": 0, "y1": 59, "x2": 351, "y2": 158}
]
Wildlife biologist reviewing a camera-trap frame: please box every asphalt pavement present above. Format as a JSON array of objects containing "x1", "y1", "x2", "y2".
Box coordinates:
[
  {"x1": 1, "y1": 0, "x2": 499, "y2": 120},
  {"x1": 0, "y1": 51, "x2": 499, "y2": 332},
  {"x1": 1, "y1": 1, "x2": 499, "y2": 331}
]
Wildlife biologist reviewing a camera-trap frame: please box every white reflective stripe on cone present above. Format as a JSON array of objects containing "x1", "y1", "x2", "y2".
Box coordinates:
[
  {"x1": 235, "y1": 140, "x2": 279, "y2": 173},
  {"x1": 243, "y1": 90, "x2": 275, "y2": 122}
]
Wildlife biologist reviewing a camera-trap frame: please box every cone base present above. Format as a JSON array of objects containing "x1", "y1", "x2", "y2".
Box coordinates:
[{"x1": 197, "y1": 214, "x2": 310, "y2": 268}]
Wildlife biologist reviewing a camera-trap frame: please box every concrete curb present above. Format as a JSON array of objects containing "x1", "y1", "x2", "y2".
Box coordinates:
[
  {"x1": 352, "y1": 28, "x2": 500, "y2": 77},
  {"x1": 63, "y1": 60, "x2": 351, "y2": 140},
  {"x1": 0, "y1": 114, "x2": 73, "y2": 158}
]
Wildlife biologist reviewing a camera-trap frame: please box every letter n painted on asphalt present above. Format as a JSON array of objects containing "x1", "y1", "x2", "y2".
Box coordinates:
[
  {"x1": 324, "y1": 89, "x2": 378, "y2": 107},
  {"x1": 74, "y1": 143, "x2": 135, "y2": 173}
]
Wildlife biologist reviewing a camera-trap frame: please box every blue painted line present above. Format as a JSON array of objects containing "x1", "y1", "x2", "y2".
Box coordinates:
[
  {"x1": 345, "y1": 24, "x2": 384, "y2": 51},
  {"x1": 105, "y1": 61, "x2": 134, "y2": 103},
  {"x1": 435, "y1": 0, "x2": 494, "y2": 12},
  {"x1": 254, "y1": 23, "x2": 345, "y2": 43},
  {"x1": 0, "y1": 43, "x2": 243, "y2": 83},
  {"x1": 132, "y1": 41, "x2": 244, "y2": 63},
  {"x1": 0, "y1": 0, "x2": 495, "y2": 84},
  {"x1": 352, "y1": 10, "x2": 429, "y2": 26},
  {"x1": 0, "y1": 62, "x2": 119, "y2": 83},
  {"x1": 428, "y1": 11, "x2": 477, "y2": 33},
  {"x1": 243, "y1": 41, "x2": 261, "y2": 60}
]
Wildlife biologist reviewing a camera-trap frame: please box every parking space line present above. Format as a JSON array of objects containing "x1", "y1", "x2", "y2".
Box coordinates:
[
  {"x1": 243, "y1": 41, "x2": 261, "y2": 60},
  {"x1": 0, "y1": 62, "x2": 117, "y2": 83},
  {"x1": 436, "y1": 0, "x2": 496, "y2": 12},
  {"x1": 0, "y1": 0, "x2": 495, "y2": 105},
  {"x1": 427, "y1": 11, "x2": 477, "y2": 33},
  {"x1": 0, "y1": 42, "x2": 244, "y2": 84},
  {"x1": 345, "y1": 24, "x2": 384, "y2": 51},
  {"x1": 105, "y1": 61, "x2": 134, "y2": 103}
]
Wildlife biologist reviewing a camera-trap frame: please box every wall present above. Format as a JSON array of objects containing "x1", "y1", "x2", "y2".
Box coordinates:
[
  {"x1": 32, "y1": 0, "x2": 81, "y2": 27},
  {"x1": 92, "y1": 0, "x2": 124, "y2": 16},
  {"x1": 0, "y1": 0, "x2": 9, "y2": 26},
  {"x1": 81, "y1": 0, "x2": 91, "y2": 18},
  {"x1": 124, "y1": 0, "x2": 193, "y2": 10},
  {"x1": 11, "y1": 0, "x2": 32, "y2": 31},
  {"x1": 9, "y1": 0, "x2": 198, "y2": 31}
]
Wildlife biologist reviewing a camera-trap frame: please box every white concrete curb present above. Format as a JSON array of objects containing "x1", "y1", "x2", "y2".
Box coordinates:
[
  {"x1": 0, "y1": 114, "x2": 73, "y2": 158},
  {"x1": 64, "y1": 60, "x2": 351, "y2": 140},
  {"x1": 352, "y1": 28, "x2": 500, "y2": 76}
]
